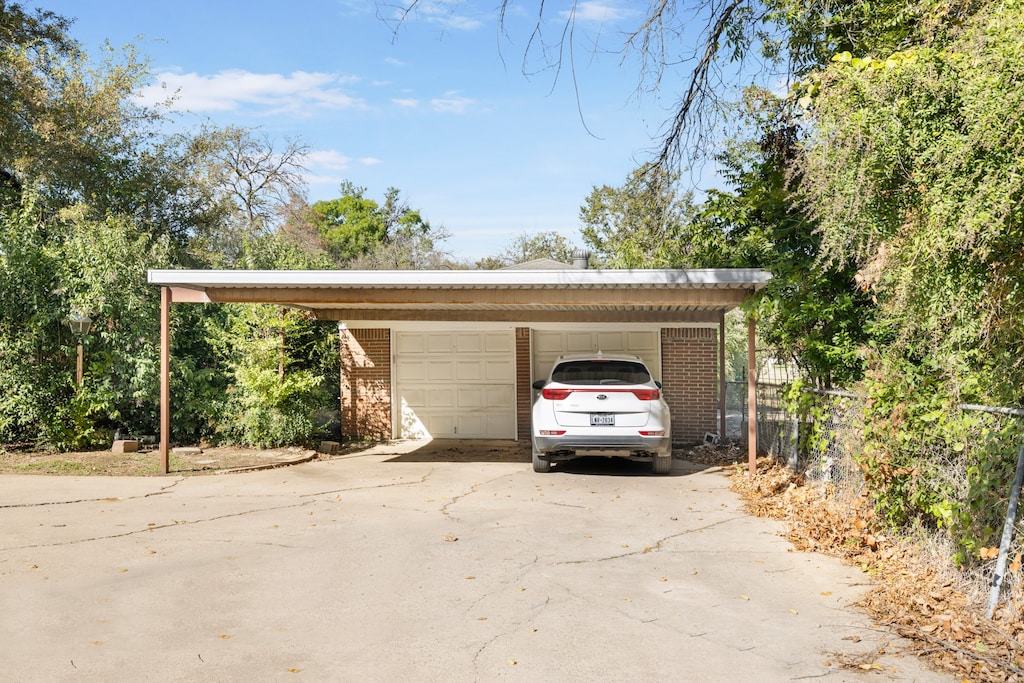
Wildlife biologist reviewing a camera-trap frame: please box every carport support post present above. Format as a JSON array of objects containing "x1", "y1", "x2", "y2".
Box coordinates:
[
  {"x1": 719, "y1": 312, "x2": 726, "y2": 439},
  {"x1": 160, "y1": 286, "x2": 170, "y2": 475},
  {"x1": 747, "y1": 315, "x2": 757, "y2": 476}
]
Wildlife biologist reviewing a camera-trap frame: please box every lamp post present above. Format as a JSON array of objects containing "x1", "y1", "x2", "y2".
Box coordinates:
[{"x1": 67, "y1": 312, "x2": 93, "y2": 385}]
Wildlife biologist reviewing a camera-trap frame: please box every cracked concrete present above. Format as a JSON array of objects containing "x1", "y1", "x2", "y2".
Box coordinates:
[{"x1": 0, "y1": 439, "x2": 953, "y2": 682}]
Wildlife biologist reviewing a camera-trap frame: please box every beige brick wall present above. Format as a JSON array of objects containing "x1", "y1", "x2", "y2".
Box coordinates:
[
  {"x1": 661, "y1": 327, "x2": 719, "y2": 445},
  {"x1": 339, "y1": 328, "x2": 391, "y2": 439}
]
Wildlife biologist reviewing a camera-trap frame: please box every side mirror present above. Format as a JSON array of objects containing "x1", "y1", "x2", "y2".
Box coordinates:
[
  {"x1": 532, "y1": 379, "x2": 546, "y2": 390},
  {"x1": 655, "y1": 380, "x2": 663, "y2": 389}
]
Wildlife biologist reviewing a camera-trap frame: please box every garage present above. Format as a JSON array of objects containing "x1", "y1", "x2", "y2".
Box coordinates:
[
  {"x1": 148, "y1": 266, "x2": 771, "y2": 473},
  {"x1": 393, "y1": 329, "x2": 516, "y2": 439}
]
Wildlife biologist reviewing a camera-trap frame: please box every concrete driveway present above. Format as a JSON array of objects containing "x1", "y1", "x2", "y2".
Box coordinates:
[{"x1": 1, "y1": 440, "x2": 950, "y2": 682}]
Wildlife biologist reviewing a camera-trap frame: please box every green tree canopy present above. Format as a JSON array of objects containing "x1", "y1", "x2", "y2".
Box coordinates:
[
  {"x1": 476, "y1": 231, "x2": 576, "y2": 269},
  {"x1": 311, "y1": 182, "x2": 447, "y2": 267},
  {"x1": 578, "y1": 164, "x2": 698, "y2": 269}
]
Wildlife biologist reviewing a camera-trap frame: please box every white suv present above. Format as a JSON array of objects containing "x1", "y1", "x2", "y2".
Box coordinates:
[{"x1": 531, "y1": 353, "x2": 672, "y2": 474}]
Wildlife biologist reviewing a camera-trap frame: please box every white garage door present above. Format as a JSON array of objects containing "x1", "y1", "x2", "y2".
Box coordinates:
[
  {"x1": 532, "y1": 330, "x2": 661, "y2": 382},
  {"x1": 394, "y1": 330, "x2": 516, "y2": 439}
]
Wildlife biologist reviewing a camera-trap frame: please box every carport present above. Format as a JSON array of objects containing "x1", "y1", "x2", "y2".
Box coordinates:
[{"x1": 147, "y1": 268, "x2": 771, "y2": 474}]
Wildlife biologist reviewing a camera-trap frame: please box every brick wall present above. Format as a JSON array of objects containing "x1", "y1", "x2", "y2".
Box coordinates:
[
  {"x1": 515, "y1": 327, "x2": 531, "y2": 441},
  {"x1": 339, "y1": 328, "x2": 391, "y2": 439},
  {"x1": 661, "y1": 327, "x2": 719, "y2": 445}
]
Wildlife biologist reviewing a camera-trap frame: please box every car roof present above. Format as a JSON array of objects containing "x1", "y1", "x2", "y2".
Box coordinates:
[{"x1": 552, "y1": 352, "x2": 646, "y2": 364}]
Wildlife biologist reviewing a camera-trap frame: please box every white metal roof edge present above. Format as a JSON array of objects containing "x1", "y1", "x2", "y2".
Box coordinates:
[{"x1": 148, "y1": 268, "x2": 772, "y2": 290}]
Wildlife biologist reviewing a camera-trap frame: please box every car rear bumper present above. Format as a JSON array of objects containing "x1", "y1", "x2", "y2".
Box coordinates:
[{"x1": 533, "y1": 434, "x2": 671, "y2": 458}]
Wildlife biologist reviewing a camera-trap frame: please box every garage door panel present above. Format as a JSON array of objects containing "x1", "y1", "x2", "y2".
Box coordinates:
[
  {"x1": 455, "y1": 333, "x2": 483, "y2": 353},
  {"x1": 395, "y1": 334, "x2": 425, "y2": 354},
  {"x1": 403, "y1": 388, "x2": 426, "y2": 408},
  {"x1": 485, "y1": 333, "x2": 514, "y2": 353},
  {"x1": 427, "y1": 360, "x2": 455, "y2": 381},
  {"x1": 455, "y1": 359, "x2": 484, "y2": 381},
  {"x1": 627, "y1": 331, "x2": 658, "y2": 352},
  {"x1": 426, "y1": 334, "x2": 453, "y2": 353},
  {"x1": 485, "y1": 359, "x2": 514, "y2": 381},
  {"x1": 566, "y1": 332, "x2": 597, "y2": 353}
]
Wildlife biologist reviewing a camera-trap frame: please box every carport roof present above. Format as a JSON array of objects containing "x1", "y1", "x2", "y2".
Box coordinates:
[{"x1": 147, "y1": 268, "x2": 771, "y2": 323}]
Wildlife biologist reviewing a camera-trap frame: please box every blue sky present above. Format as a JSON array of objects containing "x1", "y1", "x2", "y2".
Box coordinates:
[{"x1": 40, "y1": 1, "x2": 696, "y2": 262}]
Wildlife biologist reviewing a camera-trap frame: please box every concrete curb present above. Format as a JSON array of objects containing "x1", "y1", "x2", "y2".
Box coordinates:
[{"x1": 213, "y1": 450, "x2": 318, "y2": 474}]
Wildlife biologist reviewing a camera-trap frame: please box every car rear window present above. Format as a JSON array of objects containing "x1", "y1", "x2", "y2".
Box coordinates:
[{"x1": 551, "y1": 360, "x2": 652, "y2": 385}]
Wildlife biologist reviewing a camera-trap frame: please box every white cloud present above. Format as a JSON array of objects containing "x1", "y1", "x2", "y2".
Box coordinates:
[
  {"x1": 306, "y1": 150, "x2": 352, "y2": 171},
  {"x1": 359, "y1": 157, "x2": 383, "y2": 166},
  {"x1": 560, "y1": 1, "x2": 637, "y2": 23},
  {"x1": 138, "y1": 69, "x2": 366, "y2": 115},
  {"x1": 384, "y1": 57, "x2": 407, "y2": 67},
  {"x1": 431, "y1": 93, "x2": 473, "y2": 113},
  {"x1": 392, "y1": 97, "x2": 420, "y2": 108},
  {"x1": 394, "y1": 1, "x2": 483, "y2": 31}
]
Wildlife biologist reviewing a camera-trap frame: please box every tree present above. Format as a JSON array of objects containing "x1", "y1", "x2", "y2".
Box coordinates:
[
  {"x1": 578, "y1": 164, "x2": 699, "y2": 269},
  {"x1": 311, "y1": 182, "x2": 450, "y2": 267},
  {"x1": 180, "y1": 126, "x2": 309, "y2": 264},
  {"x1": 476, "y1": 231, "x2": 576, "y2": 269},
  {"x1": 391, "y1": 0, "x2": 916, "y2": 170}
]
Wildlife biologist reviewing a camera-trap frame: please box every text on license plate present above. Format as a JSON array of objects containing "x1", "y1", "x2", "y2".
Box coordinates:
[{"x1": 590, "y1": 414, "x2": 615, "y2": 426}]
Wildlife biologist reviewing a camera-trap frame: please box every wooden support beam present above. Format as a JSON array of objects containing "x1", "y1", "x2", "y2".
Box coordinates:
[
  {"x1": 719, "y1": 311, "x2": 726, "y2": 439},
  {"x1": 747, "y1": 315, "x2": 757, "y2": 476},
  {"x1": 310, "y1": 309, "x2": 725, "y2": 324},
  {"x1": 160, "y1": 287, "x2": 170, "y2": 475},
  {"x1": 202, "y1": 286, "x2": 749, "y2": 309}
]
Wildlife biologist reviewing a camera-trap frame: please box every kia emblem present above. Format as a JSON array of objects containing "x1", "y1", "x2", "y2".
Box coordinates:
[{"x1": 596, "y1": 394, "x2": 607, "y2": 400}]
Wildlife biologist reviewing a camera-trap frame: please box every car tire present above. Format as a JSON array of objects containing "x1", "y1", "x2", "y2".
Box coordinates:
[
  {"x1": 532, "y1": 449, "x2": 551, "y2": 473},
  {"x1": 652, "y1": 454, "x2": 672, "y2": 475}
]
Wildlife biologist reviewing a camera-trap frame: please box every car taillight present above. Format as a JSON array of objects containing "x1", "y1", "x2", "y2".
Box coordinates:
[
  {"x1": 639, "y1": 430, "x2": 665, "y2": 436},
  {"x1": 540, "y1": 429, "x2": 566, "y2": 436},
  {"x1": 632, "y1": 389, "x2": 660, "y2": 400},
  {"x1": 542, "y1": 388, "x2": 572, "y2": 400}
]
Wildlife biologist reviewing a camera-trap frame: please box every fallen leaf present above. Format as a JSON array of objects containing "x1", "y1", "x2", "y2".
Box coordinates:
[
  {"x1": 146, "y1": 549, "x2": 157, "y2": 555},
  {"x1": 442, "y1": 535, "x2": 458, "y2": 542},
  {"x1": 287, "y1": 668, "x2": 302, "y2": 673},
  {"x1": 118, "y1": 568, "x2": 128, "y2": 574},
  {"x1": 508, "y1": 660, "x2": 517, "y2": 666},
  {"x1": 659, "y1": 577, "x2": 668, "y2": 582},
  {"x1": 218, "y1": 634, "x2": 232, "y2": 640},
  {"x1": 477, "y1": 617, "x2": 487, "y2": 621},
  {"x1": 820, "y1": 591, "x2": 831, "y2": 596},
  {"x1": 788, "y1": 609, "x2": 798, "y2": 615},
  {"x1": 465, "y1": 575, "x2": 475, "y2": 580},
  {"x1": 28, "y1": 564, "x2": 39, "y2": 570},
  {"x1": 529, "y1": 628, "x2": 538, "y2": 633},
  {"x1": 740, "y1": 595, "x2": 750, "y2": 601}
]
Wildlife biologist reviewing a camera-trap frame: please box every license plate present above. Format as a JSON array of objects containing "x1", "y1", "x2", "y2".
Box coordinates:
[{"x1": 590, "y1": 414, "x2": 615, "y2": 426}]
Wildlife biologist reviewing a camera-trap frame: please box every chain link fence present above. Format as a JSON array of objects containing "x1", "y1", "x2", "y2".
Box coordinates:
[{"x1": 723, "y1": 356, "x2": 1024, "y2": 617}]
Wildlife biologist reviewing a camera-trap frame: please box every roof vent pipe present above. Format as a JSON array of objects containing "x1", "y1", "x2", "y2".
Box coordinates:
[{"x1": 571, "y1": 248, "x2": 592, "y2": 269}]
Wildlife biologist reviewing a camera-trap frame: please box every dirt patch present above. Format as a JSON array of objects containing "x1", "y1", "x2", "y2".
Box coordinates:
[{"x1": 0, "y1": 443, "x2": 367, "y2": 476}]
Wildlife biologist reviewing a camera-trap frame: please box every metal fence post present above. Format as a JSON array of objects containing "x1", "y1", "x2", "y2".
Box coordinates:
[{"x1": 959, "y1": 404, "x2": 1024, "y2": 619}]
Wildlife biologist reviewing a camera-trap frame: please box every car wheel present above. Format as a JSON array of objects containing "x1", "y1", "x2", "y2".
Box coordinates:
[
  {"x1": 652, "y1": 454, "x2": 672, "y2": 475},
  {"x1": 532, "y1": 449, "x2": 551, "y2": 473}
]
